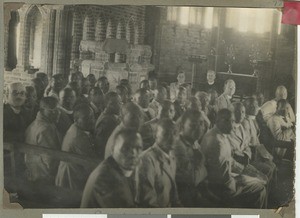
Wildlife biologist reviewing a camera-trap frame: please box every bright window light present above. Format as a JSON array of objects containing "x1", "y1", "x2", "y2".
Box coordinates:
[
  {"x1": 189, "y1": 7, "x2": 196, "y2": 24},
  {"x1": 179, "y1": 7, "x2": 190, "y2": 25},
  {"x1": 204, "y1": 7, "x2": 214, "y2": 29}
]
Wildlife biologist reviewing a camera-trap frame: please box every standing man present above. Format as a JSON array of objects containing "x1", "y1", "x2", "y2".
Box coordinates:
[
  {"x1": 81, "y1": 129, "x2": 143, "y2": 208},
  {"x1": 136, "y1": 118, "x2": 180, "y2": 207},
  {"x1": 216, "y1": 79, "x2": 236, "y2": 111},
  {"x1": 56, "y1": 104, "x2": 97, "y2": 191},
  {"x1": 24, "y1": 97, "x2": 62, "y2": 184},
  {"x1": 201, "y1": 70, "x2": 219, "y2": 94},
  {"x1": 201, "y1": 109, "x2": 267, "y2": 208}
]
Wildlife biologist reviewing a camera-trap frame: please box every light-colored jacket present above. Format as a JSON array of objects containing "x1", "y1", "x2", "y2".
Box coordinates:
[
  {"x1": 261, "y1": 99, "x2": 295, "y2": 123},
  {"x1": 136, "y1": 144, "x2": 180, "y2": 207},
  {"x1": 25, "y1": 112, "x2": 62, "y2": 183},
  {"x1": 267, "y1": 114, "x2": 295, "y2": 142},
  {"x1": 216, "y1": 93, "x2": 233, "y2": 111}
]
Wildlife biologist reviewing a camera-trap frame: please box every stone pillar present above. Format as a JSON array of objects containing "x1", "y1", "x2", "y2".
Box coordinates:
[
  {"x1": 16, "y1": 4, "x2": 31, "y2": 71},
  {"x1": 115, "y1": 20, "x2": 126, "y2": 63},
  {"x1": 70, "y1": 9, "x2": 83, "y2": 70},
  {"x1": 52, "y1": 6, "x2": 67, "y2": 75},
  {"x1": 4, "y1": 3, "x2": 23, "y2": 70},
  {"x1": 40, "y1": 6, "x2": 56, "y2": 76}
]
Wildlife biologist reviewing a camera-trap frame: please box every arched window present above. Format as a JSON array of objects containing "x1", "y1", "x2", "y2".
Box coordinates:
[
  {"x1": 106, "y1": 18, "x2": 116, "y2": 39},
  {"x1": 126, "y1": 18, "x2": 134, "y2": 44},
  {"x1": 23, "y1": 5, "x2": 43, "y2": 70},
  {"x1": 83, "y1": 14, "x2": 95, "y2": 40},
  {"x1": 95, "y1": 16, "x2": 106, "y2": 42},
  {"x1": 7, "y1": 11, "x2": 20, "y2": 70}
]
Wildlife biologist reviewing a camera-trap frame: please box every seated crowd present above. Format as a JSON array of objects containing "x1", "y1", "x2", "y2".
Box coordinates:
[{"x1": 3, "y1": 69, "x2": 295, "y2": 208}]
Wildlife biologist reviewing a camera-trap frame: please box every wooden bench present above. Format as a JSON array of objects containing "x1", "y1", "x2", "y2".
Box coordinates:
[{"x1": 4, "y1": 142, "x2": 101, "y2": 208}]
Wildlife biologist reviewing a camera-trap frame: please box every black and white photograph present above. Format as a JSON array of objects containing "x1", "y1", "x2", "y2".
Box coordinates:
[{"x1": 2, "y1": 3, "x2": 296, "y2": 210}]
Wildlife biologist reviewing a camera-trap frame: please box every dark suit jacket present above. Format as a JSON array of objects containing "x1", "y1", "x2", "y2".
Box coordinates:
[
  {"x1": 80, "y1": 156, "x2": 136, "y2": 208},
  {"x1": 3, "y1": 104, "x2": 32, "y2": 142}
]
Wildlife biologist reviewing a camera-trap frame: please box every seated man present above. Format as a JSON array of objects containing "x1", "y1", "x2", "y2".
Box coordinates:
[
  {"x1": 133, "y1": 88, "x2": 156, "y2": 121},
  {"x1": 261, "y1": 85, "x2": 295, "y2": 123},
  {"x1": 149, "y1": 86, "x2": 168, "y2": 118},
  {"x1": 104, "y1": 102, "x2": 144, "y2": 159},
  {"x1": 95, "y1": 92, "x2": 121, "y2": 158},
  {"x1": 133, "y1": 88, "x2": 156, "y2": 149},
  {"x1": 56, "y1": 104, "x2": 97, "y2": 191},
  {"x1": 136, "y1": 118, "x2": 180, "y2": 207},
  {"x1": 81, "y1": 129, "x2": 143, "y2": 208},
  {"x1": 267, "y1": 99, "x2": 295, "y2": 159},
  {"x1": 116, "y1": 84, "x2": 129, "y2": 105},
  {"x1": 96, "y1": 76, "x2": 110, "y2": 94},
  {"x1": 216, "y1": 79, "x2": 236, "y2": 111},
  {"x1": 59, "y1": 87, "x2": 77, "y2": 121},
  {"x1": 88, "y1": 87, "x2": 104, "y2": 118},
  {"x1": 25, "y1": 97, "x2": 62, "y2": 184},
  {"x1": 201, "y1": 109, "x2": 267, "y2": 208},
  {"x1": 242, "y1": 98, "x2": 276, "y2": 181},
  {"x1": 227, "y1": 102, "x2": 268, "y2": 184},
  {"x1": 173, "y1": 86, "x2": 188, "y2": 121},
  {"x1": 170, "y1": 70, "x2": 186, "y2": 102},
  {"x1": 4, "y1": 82, "x2": 32, "y2": 143},
  {"x1": 173, "y1": 110, "x2": 208, "y2": 207},
  {"x1": 44, "y1": 73, "x2": 66, "y2": 99}
]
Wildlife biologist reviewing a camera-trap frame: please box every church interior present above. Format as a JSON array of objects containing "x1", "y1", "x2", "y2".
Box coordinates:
[{"x1": 3, "y1": 4, "x2": 296, "y2": 209}]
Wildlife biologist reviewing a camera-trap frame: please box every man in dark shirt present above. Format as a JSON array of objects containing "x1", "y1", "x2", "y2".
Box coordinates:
[
  {"x1": 4, "y1": 82, "x2": 31, "y2": 142},
  {"x1": 95, "y1": 92, "x2": 121, "y2": 158},
  {"x1": 81, "y1": 129, "x2": 143, "y2": 208}
]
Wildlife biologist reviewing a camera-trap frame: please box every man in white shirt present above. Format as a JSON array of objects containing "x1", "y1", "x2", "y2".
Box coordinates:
[
  {"x1": 216, "y1": 79, "x2": 236, "y2": 111},
  {"x1": 260, "y1": 85, "x2": 295, "y2": 123}
]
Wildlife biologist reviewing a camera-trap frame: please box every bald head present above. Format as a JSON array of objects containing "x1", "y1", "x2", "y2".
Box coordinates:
[
  {"x1": 7, "y1": 82, "x2": 26, "y2": 108},
  {"x1": 113, "y1": 129, "x2": 143, "y2": 171},
  {"x1": 223, "y1": 79, "x2": 236, "y2": 97},
  {"x1": 275, "y1": 85, "x2": 287, "y2": 101},
  {"x1": 121, "y1": 102, "x2": 144, "y2": 130}
]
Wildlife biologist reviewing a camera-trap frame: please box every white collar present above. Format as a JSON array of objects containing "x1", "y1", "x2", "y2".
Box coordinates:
[
  {"x1": 208, "y1": 81, "x2": 215, "y2": 85},
  {"x1": 248, "y1": 115, "x2": 256, "y2": 120},
  {"x1": 120, "y1": 167, "x2": 133, "y2": 177},
  {"x1": 233, "y1": 122, "x2": 241, "y2": 128},
  {"x1": 10, "y1": 105, "x2": 21, "y2": 114}
]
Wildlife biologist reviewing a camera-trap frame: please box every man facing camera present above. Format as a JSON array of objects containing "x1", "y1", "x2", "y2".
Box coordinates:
[
  {"x1": 136, "y1": 118, "x2": 180, "y2": 207},
  {"x1": 25, "y1": 97, "x2": 62, "y2": 184},
  {"x1": 216, "y1": 79, "x2": 236, "y2": 111},
  {"x1": 81, "y1": 130, "x2": 143, "y2": 208},
  {"x1": 201, "y1": 109, "x2": 266, "y2": 208},
  {"x1": 55, "y1": 104, "x2": 97, "y2": 191}
]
